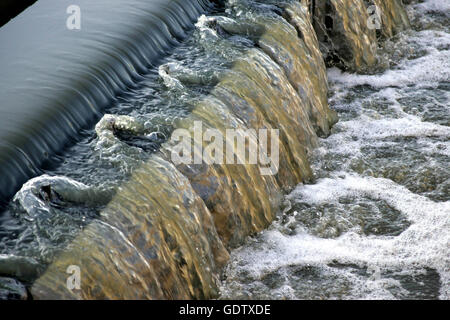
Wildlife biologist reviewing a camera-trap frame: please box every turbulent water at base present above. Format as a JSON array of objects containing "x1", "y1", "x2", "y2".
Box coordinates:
[
  {"x1": 220, "y1": 1, "x2": 449, "y2": 300},
  {"x1": 1, "y1": 0, "x2": 337, "y2": 299},
  {"x1": 0, "y1": 0, "x2": 447, "y2": 300}
]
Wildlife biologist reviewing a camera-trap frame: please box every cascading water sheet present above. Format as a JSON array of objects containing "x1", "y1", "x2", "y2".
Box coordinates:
[
  {"x1": 220, "y1": 0, "x2": 449, "y2": 300},
  {"x1": 0, "y1": 0, "x2": 447, "y2": 301},
  {"x1": 0, "y1": 0, "x2": 211, "y2": 204}
]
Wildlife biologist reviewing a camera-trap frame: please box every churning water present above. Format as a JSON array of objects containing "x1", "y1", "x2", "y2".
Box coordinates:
[
  {"x1": 0, "y1": 0, "x2": 448, "y2": 300},
  {"x1": 220, "y1": 1, "x2": 449, "y2": 300},
  {"x1": 0, "y1": 0, "x2": 224, "y2": 296}
]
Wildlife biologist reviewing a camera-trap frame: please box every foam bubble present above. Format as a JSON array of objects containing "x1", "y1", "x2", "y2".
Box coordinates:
[
  {"x1": 224, "y1": 175, "x2": 449, "y2": 299},
  {"x1": 416, "y1": 0, "x2": 450, "y2": 16},
  {"x1": 328, "y1": 30, "x2": 450, "y2": 88},
  {"x1": 221, "y1": 2, "x2": 449, "y2": 299}
]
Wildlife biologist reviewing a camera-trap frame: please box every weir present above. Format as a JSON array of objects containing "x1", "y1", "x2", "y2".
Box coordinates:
[
  {"x1": 0, "y1": 0, "x2": 411, "y2": 299},
  {"x1": 0, "y1": 0, "x2": 212, "y2": 206}
]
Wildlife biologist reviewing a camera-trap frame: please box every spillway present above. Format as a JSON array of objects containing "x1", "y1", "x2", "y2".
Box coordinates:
[
  {"x1": 1, "y1": 0, "x2": 447, "y2": 300},
  {"x1": 0, "y1": 0, "x2": 212, "y2": 206}
]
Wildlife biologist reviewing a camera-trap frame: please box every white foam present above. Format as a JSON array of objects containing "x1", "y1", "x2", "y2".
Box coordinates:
[
  {"x1": 158, "y1": 63, "x2": 185, "y2": 90},
  {"x1": 338, "y1": 115, "x2": 449, "y2": 140},
  {"x1": 228, "y1": 174, "x2": 450, "y2": 299},
  {"x1": 316, "y1": 113, "x2": 450, "y2": 168},
  {"x1": 415, "y1": 0, "x2": 450, "y2": 15},
  {"x1": 328, "y1": 30, "x2": 450, "y2": 88},
  {"x1": 222, "y1": 0, "x2": 450, "y2": 300},
  {"x1": 13, "y1": 174, "x2": 111, "y2": 219}
]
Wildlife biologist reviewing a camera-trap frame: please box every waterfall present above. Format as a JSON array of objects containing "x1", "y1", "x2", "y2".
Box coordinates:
[
  {"x1": 0, "y1": 0, "x2": 212, "y2": 206},
  {"x1": 0, "y1": 0, "x2": 413, "y2": 299}
]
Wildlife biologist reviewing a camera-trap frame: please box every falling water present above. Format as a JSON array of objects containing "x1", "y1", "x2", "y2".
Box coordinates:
[
  {"x1": 220, "y1": 0, "x2": 449, "y2": 300},
  {"x1": 0, "y1": 0, "x2": 212, "y2": 205},
  {"x1": 0, "y1": 0, "x2": 447, "y2": 300}
]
